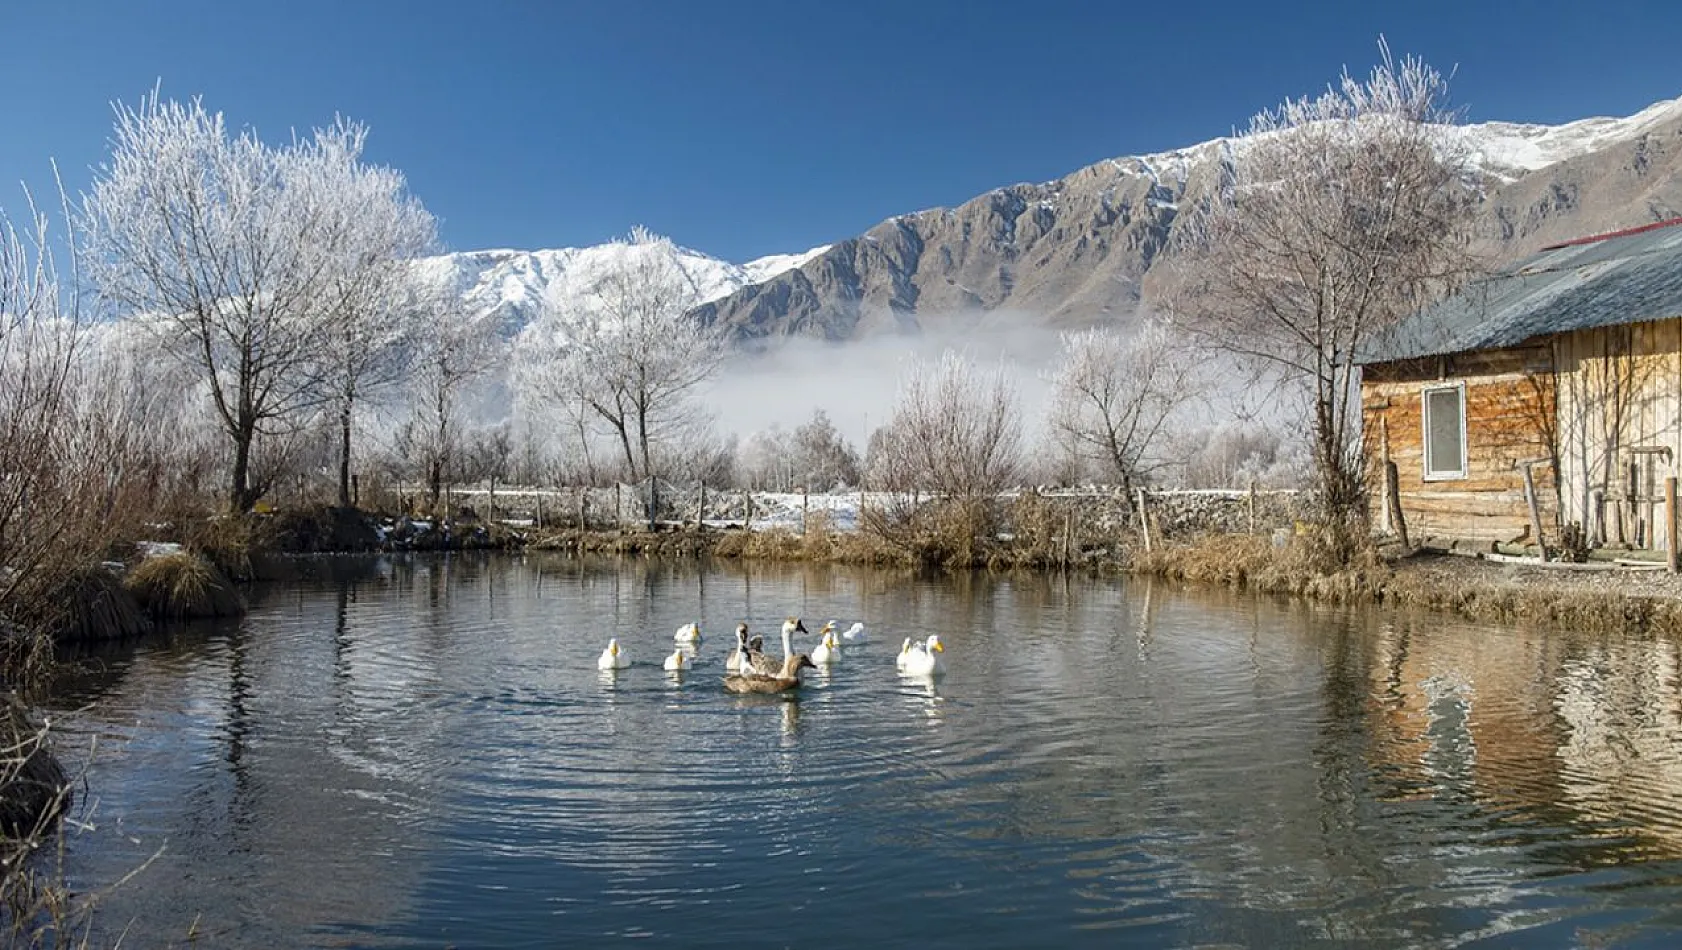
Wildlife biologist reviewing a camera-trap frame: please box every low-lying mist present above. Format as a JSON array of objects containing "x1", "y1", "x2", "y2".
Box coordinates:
[{"x1": 703, "y1": 311, "x2": 1074, "y2": 448}]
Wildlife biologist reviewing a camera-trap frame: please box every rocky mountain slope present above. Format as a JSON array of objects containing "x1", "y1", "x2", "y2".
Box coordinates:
[
  {"x1": 411, "y1": 241, "x2": 829, "y2": 339},
  {"x1": 691, "y1": 96, "x2": 1682, "y2": 343}
]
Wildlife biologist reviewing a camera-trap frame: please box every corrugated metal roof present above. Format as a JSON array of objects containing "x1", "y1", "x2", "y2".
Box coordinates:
[{"x1": 1360, "y1": 220, "x2": 1682, "y2": 364}]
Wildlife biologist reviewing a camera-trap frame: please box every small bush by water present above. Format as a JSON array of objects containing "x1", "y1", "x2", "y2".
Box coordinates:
[{"x1": 125, "y1": 552, "x2": 245, "y2": 621}]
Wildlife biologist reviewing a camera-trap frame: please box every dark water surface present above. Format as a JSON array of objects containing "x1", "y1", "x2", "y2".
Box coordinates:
[{"x1": 45, "y1": 553, "x2": 1682, "y2": 948}]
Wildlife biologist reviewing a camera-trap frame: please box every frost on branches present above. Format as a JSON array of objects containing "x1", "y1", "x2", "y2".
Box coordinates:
[
  {"x1": 78, "y1": 94, "x2": 437, "y2": 513},
  {"x1": 1167, "y1": 42, "x2": 1476, "y2": 549},
  {"x1": 516, "y1": 228, "x2": 726, "y2": 491}
]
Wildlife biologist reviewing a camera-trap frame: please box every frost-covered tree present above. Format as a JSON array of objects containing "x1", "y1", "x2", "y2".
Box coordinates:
[
  {"x1": 302, "y1": 121, "x2": 438, "y2": 508},
  {"x1": 791, "y1": 410, "x2": 862, "y2": 490},
  {"x1": 1046, "y1": 321, "x2": 1200, "y2": 493},
  {"x1": 1167, "y1": 43, "x2": 1474, "y2": 546},
  {"x1": 521, "y1": 228, "x2": 725, "y2": 486},
  {"x1": 868, "y1": 351, "x2": 1021, "y2": 498},
  {"x1": 395, "y1": 291, "x2": 502, "y2": 512},
  {"x1": 79, "y1": 94, "x2": 435, "y2": 512}
]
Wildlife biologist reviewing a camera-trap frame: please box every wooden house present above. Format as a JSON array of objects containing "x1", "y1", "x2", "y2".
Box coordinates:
[{"x1": 1360, "y1": 219, "x2": 1682, "y2": 553}]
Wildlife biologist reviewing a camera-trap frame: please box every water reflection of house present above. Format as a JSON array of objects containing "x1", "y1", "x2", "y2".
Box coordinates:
[
  {"x1": 1362, "y1": 615, "x2": 1682, "y2": 858},
  {"x1": 1361, "y1": 220, "x2": 1682, "y2": 552},
  {"x1": 1364, "y1": 616, "x2": 1565, "y2": 808}
]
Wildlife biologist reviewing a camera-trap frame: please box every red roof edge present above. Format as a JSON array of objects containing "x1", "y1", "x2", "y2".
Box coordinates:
[{"x1": 1539, "y1": 216, "x2": 1682, "y2": 251}]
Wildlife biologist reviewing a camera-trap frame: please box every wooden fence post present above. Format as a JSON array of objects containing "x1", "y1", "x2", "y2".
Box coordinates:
[
  {"x1": 1384, "y1": 461, "x2": 1409, "y2": 551},
  {"x1": 1667, "y1": 476, "x2": 1678, "y2": 573},
  {"x1": 802, "y1": 488, "x2": 809, "y2": 536},
  {"x1": 1135, "y1": 488, "x2": 1152, "y2": 553},
  {"x1": 1520, "y1": 461, "x2": 1548, "y2": 562},
  {"x1": 1247, "y1": 479, "x2": 1257, "y2": 535}
]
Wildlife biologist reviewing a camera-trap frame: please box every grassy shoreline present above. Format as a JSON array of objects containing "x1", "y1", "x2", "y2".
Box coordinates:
[{"x1": 529, "y1": 523, "x2": 1682, "y2": 637}]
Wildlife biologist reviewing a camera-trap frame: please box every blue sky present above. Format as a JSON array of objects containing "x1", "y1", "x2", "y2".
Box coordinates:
[{"x1": 1, "y1": 1, "x2": 1678, "y2": 262}]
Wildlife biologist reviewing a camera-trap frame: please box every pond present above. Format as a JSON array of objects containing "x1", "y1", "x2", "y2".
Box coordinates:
[{"x1": 45, "y1": 553, "x2": 1682, "y2": 948}]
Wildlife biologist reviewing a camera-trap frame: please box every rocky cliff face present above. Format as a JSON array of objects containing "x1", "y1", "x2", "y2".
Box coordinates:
[{"x1": 693, "y1": 98, "x2": 1682, "y2": 343}]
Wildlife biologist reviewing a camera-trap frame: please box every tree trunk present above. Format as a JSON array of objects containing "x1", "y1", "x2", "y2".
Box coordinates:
[
  {"x1": 230, "y1": 426, "x2": 255, "y2": 514},
  {"x1": 337, "y1": 403, "x2": 354, "y2": 509}
]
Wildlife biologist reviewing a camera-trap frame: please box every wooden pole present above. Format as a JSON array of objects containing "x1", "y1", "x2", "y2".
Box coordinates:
[
  {"x1": 1521, "y1": 462, "x2": 1548, "y2": 562},
  {"x1": 1383, "y1": 461, "x2": 1409, "y2": 551},
  {"x1": 802, "y1": 488, "x2": 810, "y2": 536},
  {"x1": 647, "y1": 475, "x2": 657, "y2": 532},
  {"x1": 1247, "y1": 478, "x2": 1257, "y2": 535},
  {"x1": 1667, "y1": 476, "x2": 1678, "y2": 573},
  {"x1": 744, "y1": 491, "x2": 753, "y2": 530},
  {"x1": 1135, "y1": 488, "x2": 1152, "y2": 553}
]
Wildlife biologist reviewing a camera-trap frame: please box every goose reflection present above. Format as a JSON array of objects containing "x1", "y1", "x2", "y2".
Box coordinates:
[{"x1": 897, "y1": 672, "x2": 944, "y2": 725}]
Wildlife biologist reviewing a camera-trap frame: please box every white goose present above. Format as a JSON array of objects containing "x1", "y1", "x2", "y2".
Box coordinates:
[
  {"x1": 894, "y1": 637, "x2": 915, "y2": 670},
  {"x1": 900, "y1": 635, "x2": 946, "y2": 677},
  {"x1": 674, "y1": 622, "x2": 702, "y2": 643},
  {"x1": 812, "y1": 628, "x2": 841, "y2": 665},
  {"x1": 597, "y1": 638, "x2": 630, "y2": 670},
  {"x1": 840, "y1": 621, "x2": 867, "y2": 644},
  {"x1": 663, "y1": 647, "x2": 691, "y2": 671}
]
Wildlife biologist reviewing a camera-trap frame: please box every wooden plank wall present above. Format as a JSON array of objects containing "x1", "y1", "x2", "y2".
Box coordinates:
[
  {"x1": 1552, "y1": 318, "x2": 1682, "y2": 547},
  {"x1": 1362, "y1": 344, "x2": 1555, "y2": 546}
]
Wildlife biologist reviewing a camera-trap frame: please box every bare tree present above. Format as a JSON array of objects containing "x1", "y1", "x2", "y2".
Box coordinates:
[
  {"x1": 396, "y1": 292, "x2": 501, "y2": 512},
  {"x1": 1166, "y1": 43, "x2": 1474, "y2": 546},
  {"x1": 869, "y1": 350, "x2": 1022, "y2": 498},
  {"x1": 1046, "y1": 321, "x2": 1200, "y2": 493},
  {"x1": 0, "y1": 205, "x2": 89, "y2": 627},
  {"x1": 302, "y1": 120, "x2": 438, "y2": 508},
  {"x1": 791, "y1": 409, "x2": 862, "y2": 490},
  {"x1": 79, "y1": 94, "x2": 431, "y2": 512},
  {"x1": 520, "y1": 228, "x2": 725, "y2": 489}
]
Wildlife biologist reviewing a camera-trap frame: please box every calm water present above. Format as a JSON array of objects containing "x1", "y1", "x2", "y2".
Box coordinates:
[{"x1": 42, "y1": 553, "x2": 1682, "y2": 948}]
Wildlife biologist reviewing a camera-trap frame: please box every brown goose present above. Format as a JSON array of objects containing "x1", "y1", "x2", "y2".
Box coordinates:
[{"x1": 722, "y1": 653, "x2": 818, "y2": 694}]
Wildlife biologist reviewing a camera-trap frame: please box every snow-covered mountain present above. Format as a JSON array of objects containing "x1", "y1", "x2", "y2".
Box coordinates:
[
  {"x1": 411, "y1": 240, "x2": 830, "y2": 338},
  {"x1": 691, "y1": 94, "x2": 1682, "y2": 341},
  {"x1": 416, "y1": 94, "x2": 1682, "y2": 347}
]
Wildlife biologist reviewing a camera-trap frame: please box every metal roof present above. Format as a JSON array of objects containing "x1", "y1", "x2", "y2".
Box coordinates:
[{"x1": 1360, "y1": 219, "x2": 1682, "y2": 365}]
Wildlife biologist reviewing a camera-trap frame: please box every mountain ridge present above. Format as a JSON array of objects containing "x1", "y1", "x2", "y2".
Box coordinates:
[{"x1": 423, "y1": 94, "x2": 1682, "y2": 344}]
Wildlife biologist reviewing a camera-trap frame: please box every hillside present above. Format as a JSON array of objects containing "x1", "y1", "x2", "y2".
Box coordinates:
[{"x1": 690, "y1": 96, "x2": 1682, "y2": 342}]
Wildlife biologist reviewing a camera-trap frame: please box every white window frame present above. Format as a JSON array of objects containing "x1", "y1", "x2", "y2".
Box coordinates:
[{"x1": 1421, "y1": 382, "x2": 1468, "y2": 481}]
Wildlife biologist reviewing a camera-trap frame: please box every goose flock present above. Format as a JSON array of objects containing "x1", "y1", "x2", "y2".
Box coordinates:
[{"x1": 595, "y1": 616, "x2": 947, "y2": 693}]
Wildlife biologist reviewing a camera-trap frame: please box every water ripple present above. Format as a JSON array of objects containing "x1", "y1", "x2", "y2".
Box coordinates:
[{"x1": 39, "y1": 557, "x2": 1682, "y2": 948}]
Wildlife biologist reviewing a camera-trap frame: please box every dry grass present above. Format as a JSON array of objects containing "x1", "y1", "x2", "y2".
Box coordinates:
[
  {"x1": 1133, "y1": 532, "x2": 1682, "y2": 636},
  {"x1": 124, "y1": 552, "x2": 245, "y2": 621},
  {"x1": 532, "y1": 527, "x2": 718, "y2": 558},
  {"x1": 0, "y1": 692, "x2": 77, "y2": 946},
  {"x1": 187, "y1": 513, "x2": 276, "y2": 583},
  {"x1": 22, "y1": 567, "x2": 150, "y2": 650}
]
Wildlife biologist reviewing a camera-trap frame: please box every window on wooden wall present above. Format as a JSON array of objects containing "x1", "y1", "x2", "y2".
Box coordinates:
[{"x1": 1422, "y1": 383, "x2": 1467, "y2": 480}]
